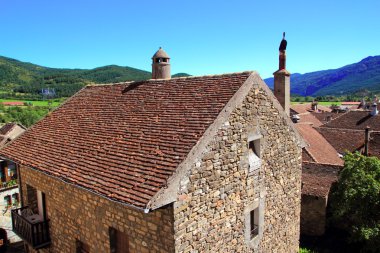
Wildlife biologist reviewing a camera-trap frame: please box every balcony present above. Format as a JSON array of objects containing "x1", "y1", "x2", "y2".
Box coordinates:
[{"x1": 11, "y1": 206, "x2": 51, "y2": 249}]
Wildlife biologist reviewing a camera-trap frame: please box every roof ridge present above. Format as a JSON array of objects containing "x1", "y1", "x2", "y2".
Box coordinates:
[
  {"x1": 85, "y1": 71, "x2": 255, "y2": 87},
  {"x1": 303, "y1": 161, "x2": 344, "y2": 167},
  {"x1": 162, "y1": 71, "x2": 254, "y2": 81},
  {"x1": 316, "y1": 127, "x2": 366, "y2": 132}
]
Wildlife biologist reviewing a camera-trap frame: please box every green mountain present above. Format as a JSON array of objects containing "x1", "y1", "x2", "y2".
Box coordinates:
[
  {"x1": 264, "y1": 56, "x2": 380, "y2": 96},
  {"x1": 0, "y1": 56, "x2": 189, "y2": 99}
]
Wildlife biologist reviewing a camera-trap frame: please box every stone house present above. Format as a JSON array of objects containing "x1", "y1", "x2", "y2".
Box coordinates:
[
  {"x1": 0, "y1": 47, "x2": 303, "y2": 252},
  {"x1": 0, "y1": 123, "x2": 25, "y2": 244},
  {"x1": 301, "y1": 162, "x2": 341, "y2": 236},
  {"x1": 0, "y1": 123, "x2": 25, "y2": 204}
]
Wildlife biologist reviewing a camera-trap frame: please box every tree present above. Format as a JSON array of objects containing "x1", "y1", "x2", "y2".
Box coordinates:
[{"x1": 331, "y1": 152, "x2": 380, "y2": 252}]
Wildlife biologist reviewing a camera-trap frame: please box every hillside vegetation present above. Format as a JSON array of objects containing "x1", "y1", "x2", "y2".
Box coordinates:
[
  {"x1": 264, "y1": 56, "x2": 380, "y2": 96},
  {"x1": 0, "y1": 56, "x2": 188, "y2": 99}
]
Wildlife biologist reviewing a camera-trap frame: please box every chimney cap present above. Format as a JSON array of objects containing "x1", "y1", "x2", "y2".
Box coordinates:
[{"x1": 152, "y1": 47, "x2": 170, "y2": 59}]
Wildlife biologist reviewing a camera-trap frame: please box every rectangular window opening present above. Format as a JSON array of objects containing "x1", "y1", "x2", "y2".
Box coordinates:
[
  {"x1": 250, "y1": 208, "x2": 259, "y2": 239},
  {"x1": 249, "y1": 140, "x2": 259, "y2": 157},
  {"x1": 76, "y1": 239, "x2": 90, "y2": 253},
  {"x1": 109, "y1": 227, "x2": 129, "y2": 253},
  {"x1": 248, "y1": 138, "x2": 261, "y2": 172}
]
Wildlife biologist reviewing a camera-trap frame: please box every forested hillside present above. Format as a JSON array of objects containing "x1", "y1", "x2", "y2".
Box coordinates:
[{"x1": 0, "y1": 56, "x2": 188, "y2": 99}]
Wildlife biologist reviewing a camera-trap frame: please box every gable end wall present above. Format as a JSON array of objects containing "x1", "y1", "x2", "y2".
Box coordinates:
[{"x1": 173, "y1": 77, "x2": 302, "y2": 252}]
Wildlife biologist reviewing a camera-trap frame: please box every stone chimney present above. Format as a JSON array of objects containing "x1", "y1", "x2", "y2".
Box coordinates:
[
  {"x1": 273, "y1": 32, "x2": 290, "y2": 116},
  {"x1": 371, "y1": 102, "x2": 378, "y2": 116},
  {"x1": 152, "y1": 47, "x2": 171, "y2": 79},
  {"x1": 311, "y1": 101, "x2": 318, "y2": 111},
  {"x1": 364, "y1": 126, "x2": 371, "y2": 156}
]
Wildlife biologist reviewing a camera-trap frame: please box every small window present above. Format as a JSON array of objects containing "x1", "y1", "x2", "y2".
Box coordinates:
[
  {"x1": 109, "y1": 227, "x2": 129, "y2": 253},
  {"x1": 250, "y1": 208, "x2": 259, "y2": 239},
  {"x1": 8, "y1": 162, "x2": 17, "y2": 179},
  {"x1": 12, "y1": 193, "x2": 19, "y2": 206},
  {"x1": 249, "y1": 140, "x2": 259, "y2": 157},
  {"x1": 245, "y1": 199, "x2": 263, "y2": 248},
  {"x1": 76, "y1": 239, "x2": 90, "y2": 253},
  {"x1": 4, "y1": 195, "x2": 11, "y2": 207},
  {"x1": 248, "y1": 138, "x2": 261, "y2": 172}
]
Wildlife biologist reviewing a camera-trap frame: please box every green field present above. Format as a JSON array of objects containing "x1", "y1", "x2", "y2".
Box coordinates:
[{"x1": 0, "y1": 99, "x2": 63, "y2": 107}]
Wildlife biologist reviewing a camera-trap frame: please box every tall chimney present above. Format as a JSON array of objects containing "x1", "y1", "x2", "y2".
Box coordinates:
[
  {"x1": 371, "y1": 102, "x2": 378, "y2": 116},
  {"x1": 152, "y1": 47, "x2": 171, "y2": 79},
  {"x1": 273, "y1": 32, "x2": 291, "y2": 116},
  {"x1": 364, "y1": 126, "x2": 371, "y2": 156}
]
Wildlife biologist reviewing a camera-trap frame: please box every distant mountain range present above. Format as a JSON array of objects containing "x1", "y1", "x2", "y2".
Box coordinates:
[
  {"x1": 264, "y1": 56, "x2": 380, "y2": 96},
  {"x1": 1, "y1": 55, "x2": 380, "y2": 99},
  {"x1": 0, "y1": 56, "x2": 189, "y2": 99}
]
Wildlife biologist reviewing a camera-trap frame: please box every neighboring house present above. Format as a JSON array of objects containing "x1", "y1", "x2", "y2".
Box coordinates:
[
  {"x1": 318, "y1": 107, "x2": 380, "y2": 159},
  {"x1": 292, "y1": 100, "x2": 380, "y2": 236},
  {"x1": 0, "y1": 123, "x2": 25, "y2": 244},
  {"x1": 301, "y1": 162, "x2": 341, "y2": 236},
  {"x1": 320, "y1": 110, "x2": 380, "y2": 131},
  {"x1": 0, "y1": 47, "x2": 303, "y2": 252},
  {"x1": 0, "y1": 123, "x2": 25, "y2": 202},
  {"x1": 290, "y1": 103, "x2": 344, "y2": 236},
  {"x1": 294, "y1": 123, "x2": 343, "y2": 236}
]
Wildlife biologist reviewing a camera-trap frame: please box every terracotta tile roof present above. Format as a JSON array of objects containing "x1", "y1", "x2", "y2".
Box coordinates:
[
  {"x1": 316, "y1": 127, "x2": 364, "y2": 154},
  {"x1": 290, "y1": 103, "x2": 331, "y2": 114},
  {"x1": 296, "y1": 124, "x2": 343, "y2": 166},
  {"x1": 321, "y1": 111, "x2": 380, "y2": 131},
  {"x1": 302, "y1": 162, "x2": 342, "y2": 197},
  {"x1": 0, "y1": 72, "x2": 252, "y2": 209},
  {"x1": 297, "y1": 113, "x2": 323, "y2": 127}
]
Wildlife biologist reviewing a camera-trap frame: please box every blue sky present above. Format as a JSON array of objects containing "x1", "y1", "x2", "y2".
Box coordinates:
[{"x1": 1, "y1": 0, "x2": 379, "y2": 78}]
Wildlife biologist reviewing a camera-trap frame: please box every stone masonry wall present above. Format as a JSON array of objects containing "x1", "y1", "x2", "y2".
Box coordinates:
[
  {"x1": 19, "y1": 166, "x2": 175, "y2": 253},
  {"x1": 300, "y1": 194, "x2": 327, "y2": 236},
  {"x1": 173, "y1": 80, "x2": 302, "y2": 252}
]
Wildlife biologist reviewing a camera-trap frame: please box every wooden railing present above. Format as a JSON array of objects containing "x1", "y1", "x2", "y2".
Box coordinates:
[{"x1": 11, "y1": 206, "x2": 51, "y2": 249}]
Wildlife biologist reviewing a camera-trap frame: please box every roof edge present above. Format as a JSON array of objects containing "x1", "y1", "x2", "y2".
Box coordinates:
[
  {"x1": 84, "y1": 71, "x2": 254, "y2": 87},
  {"x1": 146, "y1": 71, "x2": 258, "y2": 210},
  {"x1": 147, "y1": 71, "x2": 305, "y2": 210}
]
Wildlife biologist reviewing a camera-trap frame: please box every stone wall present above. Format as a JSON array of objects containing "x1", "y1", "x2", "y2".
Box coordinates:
[
  {"x1": 173, "y1": 79, "x2": 302, "y2": 252},
  {"x1": 19, "y1": 166, "x2": 175, "y2": 253},
  {"x1": 300, "y1": 194, "x2": 327, "y2": 236}
]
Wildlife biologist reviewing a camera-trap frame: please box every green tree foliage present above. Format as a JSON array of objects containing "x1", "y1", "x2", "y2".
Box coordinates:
[
  {"x1": 0, "y1": 106, "x2": 49, "y2": 127},
  {"x1": 331, "y1": 152, "x2": 380, "y2": 252}
]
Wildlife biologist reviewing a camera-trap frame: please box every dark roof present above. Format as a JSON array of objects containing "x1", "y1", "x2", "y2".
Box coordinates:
[
  {"x1": 369, "y1": 132, "x2": 380, "y2": 158},
  {"x1": 296, "y1": 124, "x2": 343, "y2": 166},
  {"x1": 0, "y1": 72, "x2": 252, "y2": 209},
  {"x1": 302, "y1": 162, "x2": 342, "y2": 197},
  {"x1": 302, "y1": 149, "x2": 315, "y2": 163},
  {"x1": 321, "y1": 110, "x2": 380, "y2": 131},
  {"x1": 0, "y1": 123, "x2": 17, "y2": 135},
  {"x1": 310, "y1": 112, "x2": 342, "y2": 125},
  {"x1": 316, "y1": 127, "x2": 365, "y2": 154}
]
